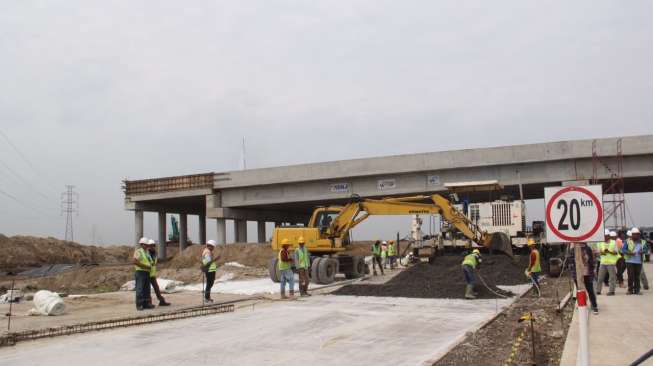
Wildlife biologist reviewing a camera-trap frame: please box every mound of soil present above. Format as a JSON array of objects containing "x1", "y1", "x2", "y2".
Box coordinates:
[
  {"x1": 0, "y1": 234, "x2": 132, "y2": 272},
  {"x1": 333, "y1": 254, "x2": 530, "y2": 299}
]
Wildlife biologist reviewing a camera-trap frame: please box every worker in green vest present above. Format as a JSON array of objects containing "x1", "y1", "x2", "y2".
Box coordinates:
[
  {"x1": 293, "y1": 237, "x2": 311, "y2": 296},
  {"x1": 462, "y1": 249, "x2": 482, "y2": 299},
  {"x1": 133, "y1": 237, "x2": 154, "y2": 310},
  {"x1": 278, "y1": 239, "x2": 295, "y2": 299},
  {"x1": 596, "y1": 230, "x2": 619, "y2": 295},
  {"x1": 201, "y1": 240, "x2": 220, "y2": 304},
  {"x1": 526, "y1": 239, "x2": 542, "y2": 288},
  {"x1": 146, "y1": 239, "x2": 171, "y2": 307},
  {"x1": 388, "y1": 240, "x2": 397, "y2": 269},
  {"x1": 371, "y1": 240, "x2": 384, "y2": 276}
]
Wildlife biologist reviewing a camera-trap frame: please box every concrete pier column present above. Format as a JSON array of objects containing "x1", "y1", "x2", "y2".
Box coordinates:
[
  {"x1": 198, "y1": 215, "x2": 206, "y2": 245},
  {"x1": 257, "y1": 221, "x2": 266, "y2": 243},
  {"x1": 134, "y1": 210, "x2": 144, "y2": 245},
  {"x1": 235, "y1": 219, "x2": 247, "y2": 243},
  {"x1": 179, "y1": 213, "x2": 188, "y2": 251},
  {"x1": 216, "y1": 218, "x2": 226, "y2": 245},
  {"x1": 157, "y1": 211, "x2": 167, "y2": 260}
]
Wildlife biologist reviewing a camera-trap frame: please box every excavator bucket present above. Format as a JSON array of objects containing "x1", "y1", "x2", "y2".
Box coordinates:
[{"x1": 490, "y1": 232, "x2": 514, "y2": 259}]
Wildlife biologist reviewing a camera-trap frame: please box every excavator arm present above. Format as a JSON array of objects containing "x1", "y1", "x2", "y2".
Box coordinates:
[{"x1": 329, "y1": 194, "x2": 514, "y2": 257}]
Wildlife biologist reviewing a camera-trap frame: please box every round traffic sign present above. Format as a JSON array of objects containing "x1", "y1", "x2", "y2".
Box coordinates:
[{"x1": 545, "y1": 186, "x2": 603, "y2": 242}]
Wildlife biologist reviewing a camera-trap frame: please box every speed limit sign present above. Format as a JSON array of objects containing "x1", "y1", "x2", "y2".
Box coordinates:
[{"x1": 544, "y1": 185, "x2": 604, "y2": 243}]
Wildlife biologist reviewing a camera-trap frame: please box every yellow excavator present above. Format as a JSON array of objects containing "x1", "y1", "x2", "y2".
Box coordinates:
[{"x1": 268, "y1": 194, "x2": 513, "y2": 284}]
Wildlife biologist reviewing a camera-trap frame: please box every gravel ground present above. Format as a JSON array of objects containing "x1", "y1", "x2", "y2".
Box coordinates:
[{"x1": 333, "y1": 254, "x2": 531, "y2": 299}]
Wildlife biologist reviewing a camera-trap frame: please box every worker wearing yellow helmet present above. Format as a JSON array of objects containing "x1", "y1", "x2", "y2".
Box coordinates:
[
  {"x1": 293, "y1": 237, "x2": 311, "y2": 296},
  {"x1": 526, "y1": 239, "x2": 542, "y2": 288},
  {"x1": 461, "y1": 248, "x2": 482, "y2": 299},
  {"x1": 278, "y1": 238, "x2": 295, "y2": 299}
]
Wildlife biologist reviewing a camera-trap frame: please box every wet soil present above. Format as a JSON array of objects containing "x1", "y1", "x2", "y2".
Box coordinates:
[{"x1": 333, "y1": 254, "x2": 531, "y2": 299}]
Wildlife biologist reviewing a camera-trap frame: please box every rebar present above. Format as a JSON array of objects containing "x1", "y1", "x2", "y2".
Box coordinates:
[{"x1": 0, "y1": 303, "x2": 234, "y2": 348}]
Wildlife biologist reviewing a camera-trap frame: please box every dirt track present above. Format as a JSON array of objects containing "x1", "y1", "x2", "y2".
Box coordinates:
[{"x1": 333, "y1": 254, "x2": 530, "y2": 299}]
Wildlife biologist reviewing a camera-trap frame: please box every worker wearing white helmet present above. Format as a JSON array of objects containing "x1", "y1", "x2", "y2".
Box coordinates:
[
  {"x1": 597, "y1": 229, "x2": 619, "y2": 296},
  {"x1": 631, "y1": 228, "x2": 649, "y2": 290},
  {"x1": 133, "y1": 237, "x2": 154, "y2": 310},
  {"x1": 146, "y1": 239, "x2": 171, "y2": 307},
  {"x1": 623, "y1": 228, "x2": 647, "y2": 293},
  {"x1": 201, "y1": 240, "x2": 221, "y2": 304}
]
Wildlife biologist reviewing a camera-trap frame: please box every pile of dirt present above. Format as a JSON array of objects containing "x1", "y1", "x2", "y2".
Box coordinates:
[
  {"x1": 0, "y1": 234, "x2": 132, "y2": 272},
  {"x1": 333, "y1": 254, "x2": 530, "y2": 299},
  {"x1": 164, "y1": 243, "x2": 275, "y2": 269}
]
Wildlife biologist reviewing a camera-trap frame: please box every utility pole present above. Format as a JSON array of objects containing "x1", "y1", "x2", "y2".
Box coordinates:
[{"x1": 61, "y1": 185, "x2": 79, "y2": 242}]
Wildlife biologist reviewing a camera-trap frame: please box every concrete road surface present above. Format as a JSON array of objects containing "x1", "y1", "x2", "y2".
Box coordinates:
[{"x1": 0, "y1": 294, "x2": 520, "y2": 366}]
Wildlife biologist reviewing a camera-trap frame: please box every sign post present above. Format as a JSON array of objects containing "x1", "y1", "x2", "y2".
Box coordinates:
[{"x1": 544, "y1": 184, "x2": 603, "y2": 366}]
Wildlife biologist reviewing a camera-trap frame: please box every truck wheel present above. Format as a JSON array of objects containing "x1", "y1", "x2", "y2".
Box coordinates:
[
  {"x1": 318, "y1": 258, "x2": 337, "y2": 284},
  {"x1": 310, "y1": 258, "x2": 322, "y2": 284},
  {"x1": 268, "y1": 257, "x2": 280, "y2": 283},
  {"x1": 353, "y1": 256, "x2": 366, "y2": 277}
]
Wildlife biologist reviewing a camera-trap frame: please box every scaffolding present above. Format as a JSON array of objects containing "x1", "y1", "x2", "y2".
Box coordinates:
[{"x1": 592, "y1": 139, "x2": 626, "y2": 230}]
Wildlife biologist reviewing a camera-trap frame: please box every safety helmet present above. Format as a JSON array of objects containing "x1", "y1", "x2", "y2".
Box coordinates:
[
  {"x1": 631, "y1": 227, "x2": 640, "y2": 234},
  {"x1": 147, "y1": 239, "x2": 156, "y2": 246},
  {"x1": 138, "y1": 237, "x2": 149, "y2": 245},
  {"x1": 472, "y1": 249, "x2": 481, "y2": 255},
  {"x1": 604, "y1": 229, "x2": 611, "y2": 236},
  {"x1": 609, "y1": 231, "x2": 617, "y2": 237},
  {"x1": 281, "y1": 238, "x2": 290, "y2": 246},
  {"x1": 297, "y1": 236, "x2": 306, "y2": 244},
  {"x1": 527, "y1": 238, "x2": 536, "y2": 246},
  {"x1": 382, "y1": 241, "x2": 388, "y2": 245},
  {"x1": 207, "y1": 239, "x2": 217, "y2": 247},
  {"x1": 627, "y1": 230, "x2": 632, "y2": 237}
]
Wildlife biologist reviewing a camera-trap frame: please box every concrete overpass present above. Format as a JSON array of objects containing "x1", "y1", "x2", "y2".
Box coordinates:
[{"x1": 123, "y1": 135, "x2": 653, "y2": 258}]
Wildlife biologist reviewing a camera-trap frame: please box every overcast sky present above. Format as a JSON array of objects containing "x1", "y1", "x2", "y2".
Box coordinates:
[{"x1": 1, "y1": 1, "x2": 652, "y2": 245}]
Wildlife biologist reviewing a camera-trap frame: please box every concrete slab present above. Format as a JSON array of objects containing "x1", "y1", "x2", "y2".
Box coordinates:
[
  {"x1": 560, "y1": 262, "x2": 653, "y2": 366},
  {"x1": 0, "y1": 294, "x2": 522, "y2": 366}
]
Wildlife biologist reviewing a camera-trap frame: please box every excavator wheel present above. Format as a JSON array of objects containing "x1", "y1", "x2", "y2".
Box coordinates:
[
  {"x1": 317, "y1": 258, "x2": 337, "y2": 284},
  {"x1": 490, "y1": 232, "x2": 514, "y2": 260},
  {"x1": 268, "y1": 257, "x2": 281, "y2": 283},
  {"x1": 310, "y1": 258, "x2": 322, "y2": 284}
]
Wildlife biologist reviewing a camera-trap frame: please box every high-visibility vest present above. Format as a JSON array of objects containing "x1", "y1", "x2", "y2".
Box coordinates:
[
  {"x1": 278, "y1": 250, "x2": 292, "y2": 271},
  {"x1": 202, "y1": 249, "x2": 217, "y2": 273},
  {"x1": 296, "y1": 246, "x2": 310, "y2": 269},
  {"x1": 134, "y1": 248, "x2": 151, "y2": 272},
  {"x1": 624, "y1": 239, "x2": 641, "y2": 261},
  {"x1": 381, "y1": 247, "x2": 387, "y2": 258},
  {"x1": 598, "y1": 240, "x2": 618, "y2": 265},
  {"x1": 150, "y1": 255, "x2": 158, "y2": 277},
  {"x1": 372, "y1": 244, "x2": 381, "y2": 256},
  {"x1": 530, "y1": 249, "x2": 542, "y2": 273},
  {"x1": 388, "y1": 244, "x2": 397, "y2": 256},
  {"x1": 462, "y1": 254, "x2": 478, "y2": 269}
]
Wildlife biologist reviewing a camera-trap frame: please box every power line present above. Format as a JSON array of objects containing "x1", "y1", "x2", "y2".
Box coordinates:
[
  {"x1": 61, "y1": 185, "x2": 79, "y2": 242},
  {"x1": 0, "y1": 157, "x2": 50, "y2": 200},
  {"x1": 0, "y1": 129, "x2": 38, "y2": 172},
  {"x1": 0, "y1": 186, "x2": 57, "y2": 218}
]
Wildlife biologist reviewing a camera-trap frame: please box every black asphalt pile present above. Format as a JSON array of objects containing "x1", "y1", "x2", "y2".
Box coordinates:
[{"x1": 333, "y1": 254, "x2": 530, "y2": 299}]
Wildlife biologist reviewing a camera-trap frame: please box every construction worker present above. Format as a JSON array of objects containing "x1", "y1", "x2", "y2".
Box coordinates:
[
  {"x1": 596, "y1": 229, "x2": 619, "y2": 296},
  {"x1": 371, "y1": 240, "x2": 384, "y2": 276},
  {"x1": 146, "y1": 239, "x2": 171, "y2": 306},
  {"x1": 462, "y1": 249, "x2": 481, "y2": 299},
  {"x1": 632, "y1": 228, "x2": 649, "y2": 290},
  {"x1": 387, "y1": 240, "x2": 397, "y2": 269},
  {"x1": 614, "y1": 231, "x2": 626, "y2": 288},
  {"x1": 526, "y1": 239, "x2": 542, "y2": 288},
  {"x1": 293, "y1": 237, "x2": 311, "y2": 296},
  {"x1": 133, "y1": 237, "x2": 154, "y2": 310},
  {"x1": 278, "y1": 239, "x2": 295, "y2": 299},
  {"x1": 569, "y1": 243, "x2": 599, "y2": 314},
  {"x1": 623, "y1": 229, "x2": 644, "y2": 294},
  {"x1": 381, "y1": 241, "x2": 388, "y2": 269},
  {"x1": 201, "y1": 240, "x2": 220, "y2": 304}
]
